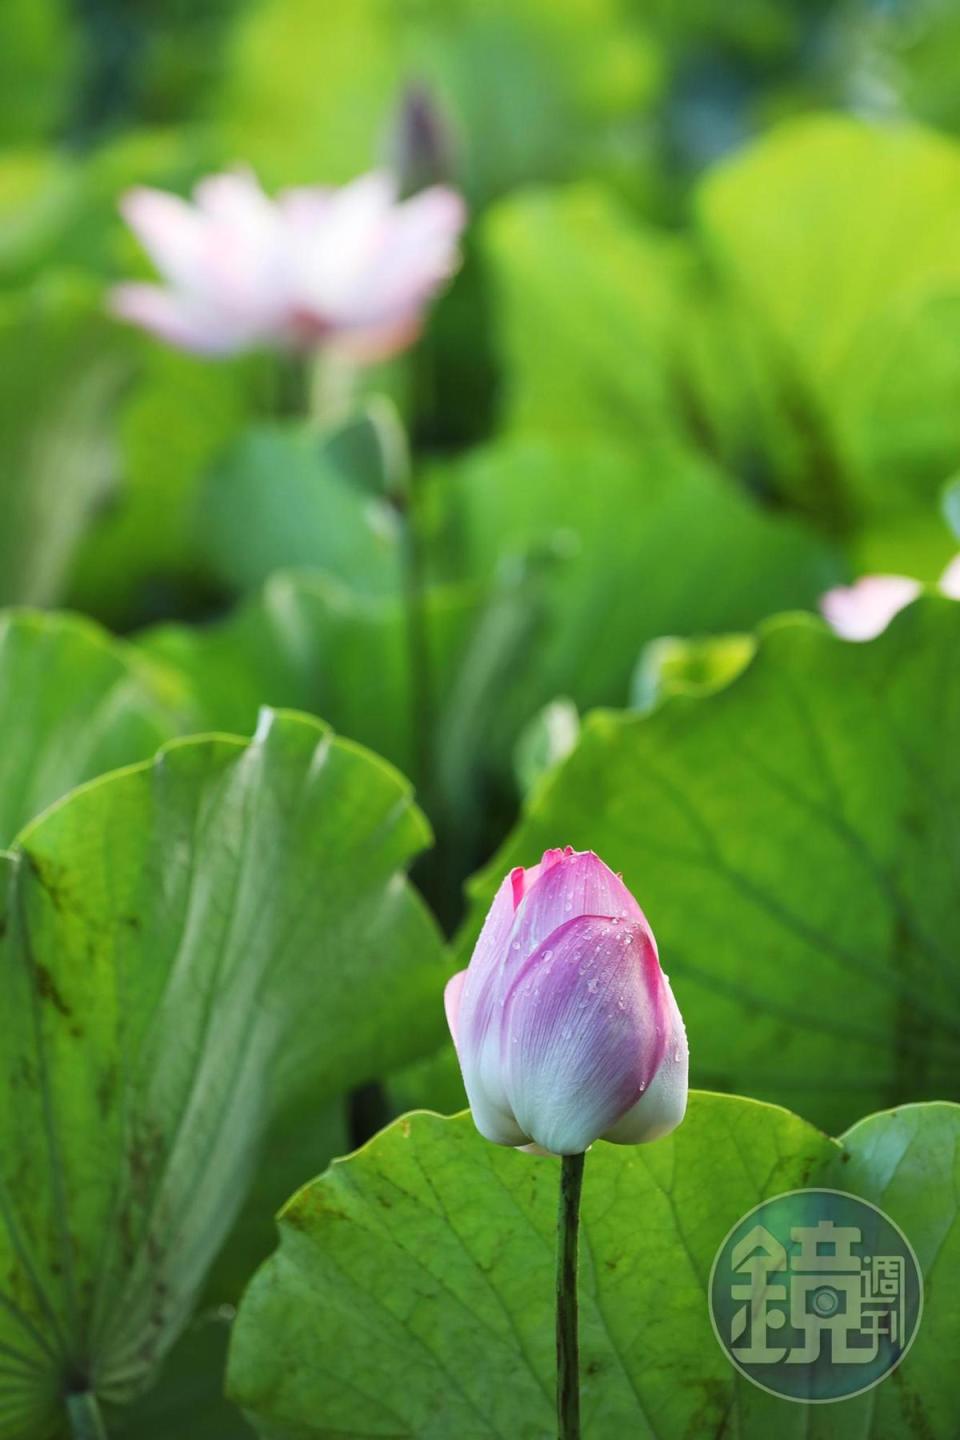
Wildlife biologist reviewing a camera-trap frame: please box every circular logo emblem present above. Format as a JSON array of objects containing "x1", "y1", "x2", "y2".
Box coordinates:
[{"x1": 708, "y1": 1188, "x2": 923, "y2": 1402}]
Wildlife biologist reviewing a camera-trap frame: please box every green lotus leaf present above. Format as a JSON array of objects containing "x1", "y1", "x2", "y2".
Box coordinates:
[
  {"x1": 0, "y1": 709, "x2": 446, "y2": 1436},
  {"x1": 0, "y1": 609, "x2": 176, "y2": 845},
  {"x1": 228, "y1": 1096, "x2": 960, "y2": 1438},
  {"x1": 458, "y1": 597, "x2": 960, "y2": 1133}
]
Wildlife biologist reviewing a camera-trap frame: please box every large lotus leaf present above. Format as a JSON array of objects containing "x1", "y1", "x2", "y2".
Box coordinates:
[
  {"x1": 630, "y1": 632, "x2": 757, "y2": 712},
  {"x1": 228, "y1": 1096, "x2": 960, "y2": 1439},
  {"x1": 138, "y1": 572, "x2": 416, "y2": 761},
  {"x1": 483, "y1": 184, "x2": 691, "y2": 442},
  {"x1": 439, "y1": 434, "x2": 840, "y2": 722},
  {"x1": 695, "y1": 115, "x2": 960, "y2": 524},
  {"x1": 456, "y1": 596, "x2": 960, "y2": 1133},
  {"x1": 196, "y1": 423, "x2": 404, "y2": 601},
  {"x1": 112, "y1": 1095, "x2": 350, "y2": 1440},
  {"x1": 0, "y1": 609, "x2": 176, "y2": 845},
  {"x1": 0, "y1": 275, "x2": 131, "y2": 607},
  {"x1": 215, "y1": 0, "x2": 659, "y2": 201},
  {"x1": 0, "y1": 709, "x2": 447, "y2": 1437},
  {"x1": 480, "y1": 178, "x2": 822, "y2": 492},
  {"x1": 67, "y1": 342, "x2": 253, "y2": 628},
  {"x1": 137, "y1": 572, "x2": 471, "y2": 788},
  {"x1": 478, "y1": 179, "x2": 813, "y2": 512}
]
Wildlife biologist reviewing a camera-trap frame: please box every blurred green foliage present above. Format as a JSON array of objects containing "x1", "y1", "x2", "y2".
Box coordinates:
[{"x1": 0, "y1": 0, "x2": 76, "y2": 145}]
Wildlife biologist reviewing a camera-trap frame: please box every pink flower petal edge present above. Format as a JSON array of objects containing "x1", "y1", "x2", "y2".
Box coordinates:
[
  {"x1": 820, "y1": 556, "x2": 960, "y2": 641},
  {"x1": 110, "y1": 167, "x2": 467, "y2": 361},
  {"x1": 820, "y1": 575, "x2": 922, "y2": 641}
]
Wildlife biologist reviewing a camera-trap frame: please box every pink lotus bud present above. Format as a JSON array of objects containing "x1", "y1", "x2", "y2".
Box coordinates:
[
  {"x1": 819, "y1": 574, "x2": 921, "y2": 641},
  {"x1": 445, "y1": 847, "x2": 688, "y2": 1156},
  {"x1": 110, "y1": 168, "x2": 466, "y2": 361}
]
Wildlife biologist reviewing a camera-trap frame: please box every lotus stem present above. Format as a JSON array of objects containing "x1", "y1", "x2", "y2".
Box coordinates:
[{"x1": 556, "y1": 1151, "x2": 585, "y2": 1440}]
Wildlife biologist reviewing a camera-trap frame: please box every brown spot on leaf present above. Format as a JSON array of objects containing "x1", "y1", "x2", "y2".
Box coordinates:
[
  {"x1": 682, "y1": 1377, "x2": 731, "y2": 1440},
  {"x1": 33, "y1": 963, "x2": 70, "y2": 1016},
  {"x1": 891, "y1": 1366, "x2": 936, "y2": 1440},
  {"x1": 97, "y1": 1066, "x2": 117, "y2": 1117}
]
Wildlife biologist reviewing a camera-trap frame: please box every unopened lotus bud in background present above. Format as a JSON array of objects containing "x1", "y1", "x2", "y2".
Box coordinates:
[
  {"x1": 386, "y1": 83, "x2": 456, "y2": 199},
  {"x1": 445, "y1": 847, "x2": 688, "y2": 1157},
  {"x1": 110, "y1": 168, "x2": 466, "y2": 361},
  {"x1": 820, "y1": 554, "x2": 960, "y2": 641}
]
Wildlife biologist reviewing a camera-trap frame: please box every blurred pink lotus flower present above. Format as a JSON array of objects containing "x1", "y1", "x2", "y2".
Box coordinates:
[
  {"x1": 821, "y1": 554, "x2": 960, "y2": 641},
  {"x1": 939, "y1": 554, "x2": 960, "y2": 599},
  {"x1": 110, "y1": 169, "x2": 466, "y2": 360},
  {"x1": 445, "y1": 847, "x2": 688, "y2": 1156},
  {"x1": 820, "y1": 575, "x2": 921, "y2": 641}
]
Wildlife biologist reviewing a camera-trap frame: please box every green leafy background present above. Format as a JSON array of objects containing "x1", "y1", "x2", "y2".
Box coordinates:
[{"x1": 4, "y1": 0, "x2": 960, "y2": 1433}]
